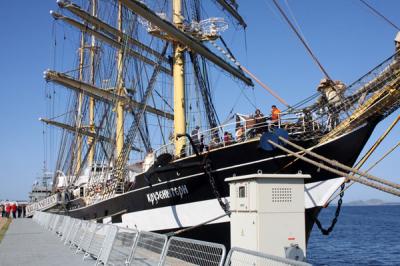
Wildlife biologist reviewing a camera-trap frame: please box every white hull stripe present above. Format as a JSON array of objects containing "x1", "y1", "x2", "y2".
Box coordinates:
[
  {"x1": 121, "y1": 197, "x2": 230, "y2": 231},
  {"x1": 305, "y1": 177, "x2": 345, "y2": 208},
  {"x1": 120, "y1": 177, "x2": 344, "y2": 231}
]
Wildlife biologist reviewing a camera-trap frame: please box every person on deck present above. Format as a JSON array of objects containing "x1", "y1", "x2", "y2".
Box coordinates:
[
  {"x1": 236, "y1": 125, "x2": 245, "y2": 142},
  {"x1": 223, "y1": 131, "x2": 233, "y2": 145},
  {"x1": 316, "y1": 79, "x2": 345, "y2": 129},
  {"x1": 270, "y1": 105, "x2": 281, "y2": 126},
  {"x1": 254, "y1": 109, "x2": 267, "y2": 134},
  {"x1": 191, "y1": 126, "x2": 201, "y2": 153},
  {"x1": 209, "y1": 136, "x2": 221, "y2": 150},
  {"x1": 199, "y1": 134, "x2": 205, "y2": 153},
  {"x1": 143, "y1": 149, "x2": 155, "y2": 172}
]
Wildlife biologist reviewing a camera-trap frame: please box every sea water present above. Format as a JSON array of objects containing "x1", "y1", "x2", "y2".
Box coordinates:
[{"x1": 307, "y1": 205, "x2": 400, "y2": 265}]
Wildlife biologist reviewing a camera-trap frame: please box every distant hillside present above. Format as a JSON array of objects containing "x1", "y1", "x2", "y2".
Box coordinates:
[{"x1": 346, "y1": 199, "x2": 400, "y2": 206}]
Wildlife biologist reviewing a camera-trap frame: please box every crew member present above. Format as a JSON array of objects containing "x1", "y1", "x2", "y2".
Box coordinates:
[
  {"x1": 223, "y1": 131, "x2": 233, "y2": 145},
  {"x1": 191, "y1": 126, "x2": 201, "y2": 152},
  {"x1": 143, "y1": 149, "x2": 155, "y2": 172},
  {"x1": 316, "y1": 78, "x2": 345, "y2": 129},
  {"x1": 271, "y1": 105, "x2": 281, "y2": 125},
  {"x1": 236, "y1": 125, "x2": 245, "y2": 142},
  {"x1": 254, "y1": 109, "x2": 267, "y2": 133}
]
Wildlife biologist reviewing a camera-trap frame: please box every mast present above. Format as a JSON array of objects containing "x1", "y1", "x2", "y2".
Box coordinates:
[
  {"x1": 87, "y1": 0, "x2": 97, "y2": 166},
  {"x1": 173, "y1": 0, "x2": 186, "y2": 156},
  {"x1": 116, "y1": 1, "x2": 124, "y2": 159},
  {"x1": 75, "y1": 32, "x2": 85, "y2": 175}
]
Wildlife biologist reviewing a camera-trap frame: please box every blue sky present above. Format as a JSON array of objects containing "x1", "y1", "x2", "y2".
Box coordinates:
[{"x1": 0, "y1": 0, "x2": 398, "y2": 202}]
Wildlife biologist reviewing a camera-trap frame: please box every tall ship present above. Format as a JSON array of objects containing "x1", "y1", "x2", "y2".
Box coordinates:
[{"x1": 30, "y1": 0, "x2": 400, "y2": 248}]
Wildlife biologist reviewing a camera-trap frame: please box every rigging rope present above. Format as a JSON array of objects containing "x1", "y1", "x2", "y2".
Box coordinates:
[
  {"x1": 359, "y1": 0, "x2": 400, "y2": 31},
  {"x1": 190, "y1": 52, "x2": 221, "y2": 129},
  {"x1": 271, "y1": 0, "x2": 332, "y2": 80},
  {"x1": 210, "y1": 39, "x2": 290, "y2": 107},
  {"x1": 283, "y1": 0, "x2": 309, "y2": 45},
  {"x1": 113, "y1": 43, "x2": 169, "y2": 187}
]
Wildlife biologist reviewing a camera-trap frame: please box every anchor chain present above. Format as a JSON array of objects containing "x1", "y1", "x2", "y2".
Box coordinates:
[
  {"x1": 176, "y1": 133, "x2": 230, "y2": 216},
  {"x1": 203, "y1": 156, "x2": 230, "y2": 216},
  {"x1": 314, "y1": 182, "x2": 345, "y2": 235}
]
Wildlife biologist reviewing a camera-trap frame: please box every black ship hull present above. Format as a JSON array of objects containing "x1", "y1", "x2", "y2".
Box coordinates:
[{"x1": 66, "y1": 122, "x2": 376, "y2": 247}]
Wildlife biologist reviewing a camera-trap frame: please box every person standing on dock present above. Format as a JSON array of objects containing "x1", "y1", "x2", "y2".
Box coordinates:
[
  {"x1": 5, "y1": 201, "x2": 10, "y2": 218},
  {"x1": 17, "y1": 205, "x2": 22, "y2": 218},
  {"x1": 11, "y1": 202, "x2": 17, "y2": 219},
  {"x1": 0, "y1": 204, "x2": 4, "y2": 217}
]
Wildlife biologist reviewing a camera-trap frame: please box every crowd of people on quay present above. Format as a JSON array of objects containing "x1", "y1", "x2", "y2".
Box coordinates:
[{"x1": 0, "y1": 200, "x2": 27, "y2": 218}]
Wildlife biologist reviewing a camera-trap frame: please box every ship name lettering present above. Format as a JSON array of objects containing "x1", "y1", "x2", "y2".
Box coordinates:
[{"x1": 146, "y1": 185, "x2": 189, "y2": 205}]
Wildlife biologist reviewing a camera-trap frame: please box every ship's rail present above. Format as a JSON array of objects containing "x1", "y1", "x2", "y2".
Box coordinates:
[
  {"x1": 154, "y1": 112, "x2": 321, "y2": 159},
  {"x1": 153, "y1": 54, "x2": 400, "y2": 159},
  {"x1": 32, "y1": 211, "x2": 310, "y2": 265}
]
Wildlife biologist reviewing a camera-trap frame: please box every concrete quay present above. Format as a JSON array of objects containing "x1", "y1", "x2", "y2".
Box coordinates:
[{"x1": 0, "y1": 219, "x2": 93, "y2": 266}]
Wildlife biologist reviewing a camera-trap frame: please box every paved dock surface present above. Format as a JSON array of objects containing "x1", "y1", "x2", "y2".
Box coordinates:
[{"x1": 0, "y1": 219, "x2": 94, "y2": 266}]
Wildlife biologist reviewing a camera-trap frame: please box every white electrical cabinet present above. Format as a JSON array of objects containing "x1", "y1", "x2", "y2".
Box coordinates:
[{"x1": 225, "y1": 173, "x2": 310, "y2": 260}]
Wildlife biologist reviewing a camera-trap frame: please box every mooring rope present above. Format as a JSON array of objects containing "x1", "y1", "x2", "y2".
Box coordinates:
[
  {"x1": 267, "y1": 140, "x2": 400, "y2": 197},
  {"x1": 278, "y1": 136, "x2": 400, "y2": 190}
]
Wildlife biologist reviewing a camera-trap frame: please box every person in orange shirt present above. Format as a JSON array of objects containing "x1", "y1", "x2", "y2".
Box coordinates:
[{"x1": 271, "y1": 105, "x2": 281, "y2": 126}]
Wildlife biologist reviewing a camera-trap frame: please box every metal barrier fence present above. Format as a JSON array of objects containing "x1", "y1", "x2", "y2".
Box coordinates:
[
  {"x1": 85, "y1": 224, "x2": 115, "y2": 261},
  {"x1": 63, "y1": 218, "x2": 76, "y2": 243},
  {"x1": 96, "y1": 225, "x2": 119, "y2": 265},
  {"x1": 99, "y1": 227, "x2": 138, "y2": 266},
  {"x1": 128, "y1": 231, "x2": 167, "y2": 265},
  {"x1": 32, "y1": 211, "x2": 311, "y2": 266},
  {"x1": 78, "y1": 221, "x2": 96, "y2": 254},
  {"x1": 161, "y1": 236, "x2": 226, "y2": 266},
  {"x1": 224, "y1": 247, "x2": 311, "y2": 266}
]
